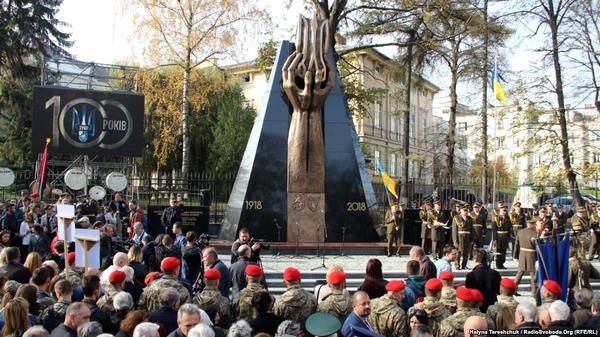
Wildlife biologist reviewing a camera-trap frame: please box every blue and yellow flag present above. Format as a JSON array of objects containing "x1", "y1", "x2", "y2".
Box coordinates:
[
  {"x1": 492, "y1": 60, "x2": 508, "y2": 103},
  {"x1": 377, "y1": 159, "x2": 398, "y2": 199}
]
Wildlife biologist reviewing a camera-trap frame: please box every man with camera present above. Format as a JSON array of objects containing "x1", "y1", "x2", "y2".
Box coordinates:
[{"x1": 231, "y1": 227, "x2": 263, "y2": 264}]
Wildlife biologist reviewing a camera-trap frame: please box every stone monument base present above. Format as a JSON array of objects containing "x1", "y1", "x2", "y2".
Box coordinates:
[{"x1": 287, "y1": 192, "x2": 325, "y2": 243}]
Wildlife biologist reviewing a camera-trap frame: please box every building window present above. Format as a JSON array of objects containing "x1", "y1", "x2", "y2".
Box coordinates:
[
  {"x1": 391, "y1": 114, "x2": 397, "y2": 134},
  {"x1": 242, "y1": 73, "x2": 252, "y2": 83},
  {"x1": 374, "y1": 151, "x2": 381, "y2": 172},
  {"x1": 422, "y1": 89, "x2": 427, "y2": 97},
  {"x1": 374, "y1": 101, "x2": 382, "y2": 128},
  {"x1": 391, "y1": 154, "x2": 397, "y2": 176},
  {"x1": 375, "y1": 62, "x2": 383, "y2": 75}
]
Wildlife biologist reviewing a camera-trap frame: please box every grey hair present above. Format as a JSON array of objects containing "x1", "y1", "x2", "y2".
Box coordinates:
[
  {"x1": 574, "y1": 288, "x2": 593, "y2": 309},
  {"x1": 66, "y1": 302, "x2": 87, "y2": 317},
  {"x1": 516, "y1": 301, "x2": 537, "y2": 322},
  {"x1": 178, "y1": 303, "x2": 201, "y2": 320},
  {"x1": 237, "y1": 244, "x2": 250, "y2": 257},
  {"x1": 188, "y1": 323, "x2": 216, "y2": 337},
  {"x1": 112, "y1": 252, "x2": 128, "y2": 267},
  {"x1": 77, "y1": 321, "x2": 103, "y2": 337},
  {"x1": 548, "y1": 300, "x2": 570, "y2": 321},
  {"x1": 227, "y1": 320, "x2": 253, "y2": 337},
  {"x1": 132, "y1": 322, "x2": 160, "y2": 337},
  {"x1": 134, "y1": 222, "x2": 144, "y2": 230},
  {"x1": 113, "y1": 291, "x2": 133, "y2": 311},
  {"x1": 409, "y1": 246, "x2": 425, "y2": 258},
  {"x1": 159, "y1": 287, "x2": 180, "y2": 309},
  {"x1": 275, "y1": 320, "x2": 302, "y2": 337},
  {"x1": 120, "y1": 266, "x2": 134, "y2": 283},
  {"x1": 23, "y1": 326, "x2": 50, "y2": 337}
]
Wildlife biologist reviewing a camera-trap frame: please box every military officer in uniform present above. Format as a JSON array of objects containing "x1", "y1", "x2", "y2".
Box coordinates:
[
  {"x1": 538, "y1": 208, "x2": 552, "y2": 235},
  {"x1": 530, "y1": 203, "x2": 540, "y2": 219},
  {"x1": 317, "y1": 270, "x2": 352, "y2": 323},
  {"x1": 273, "y1": 267, "x2": 317, "y2": 323},
  {"x1": 193, "y1": 268, "x2": 231, "y2": 327},
  {"x1": 368, "y1": 280, "x2": 409, "y2": 337},
  {"x1": 588, "y1": 205, "x2": 600, "y2": 259},
  {"x1": 138, "y1": 257, "x2": 191, "y2": 313},
  {"x1": 514, "y1": 219, "x2": 538, "y2": 298},
  {"x1": 385, "y1": 201, "x2": 403, "y2": 257},
  {"x1": 232, "y1": 265, "x2": 271, "y2": 321},
  {"x1": 493, "y1": 206, "x2": 511, "y2": 269},
  {"x1": 420, "y1": 202, "x2": 432, "y2": 254},
  {"x1": 568, "y1": 245, "x2": 600, "y2": 292},
  {"x1": 554, "y1": 204, "x2": 569, "y2": 236},
  {"x1": 571, "y1": 206, "x2": 592, "y2": 259},
  {"x1": 438, "y1": 286, "x2": 491, "y2": 337},
  {"x1": 430, "y1": 200, "x2": 448, "y2": 259},
  {"x1": 491, "y1": 201, "x2": 505, "y2": 224},
  {"x1": 409, "y1": 278, "x2": 451, "y2": 336},
  {"x1": 509, "y1": 202, "x2": 526, "y2": 260},
  {"x1": 439, "y1": 272, "x2": 456, "y2": 313},
  {"x1": 470, "y1": 202, "x2": 487, "y2": 258},
  {"x1": 452, "y1": 206, "x2": 472, "y2": 270},
  {"x1": 486, "y1": 278, "x2": 518, "y2": 323}
]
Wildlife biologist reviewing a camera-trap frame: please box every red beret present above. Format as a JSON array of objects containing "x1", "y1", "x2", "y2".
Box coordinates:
[
  {"x1": 161, "y1": 257, "x2": 180, "y2": 272},
  {"x1": 245, "y1": 265, "x2": 263, "y2": 277},
  {"x1": 144, "y1": 272, "x2": 161, "y2": 286},
  {"x1": 30, "y1": 192, "x2": 39, "y2": 198},
  {"x1": 425, "y1": 278, "x2": 443, "y2": 291},
  {"x1": 327, "y1": 271, "x2": 346, "y2": 285},
  {"x1": 283, "y1": 267, "x2": 301, "y2": 281},
  {"x1": 439, "y1": 271, "x2": 454, "y2": 280},
  {"x1": 204, "y1": 268, "x2": 221, "y2": 280},
  {"x1": 109, "y1": 270, "x2": 126, "y2": 284},
  {"x1": 501, "y1": 278, "x2": 517, "y2": 290},
  {"x1": 543, "y1": 280, "x2": 561, "y2": 295},
  {"x1": 456, "y1": 286, "x2": 473, "y2": 301},
  {"x1": 385, "y1": 280, "x2": 406, "y2": 292},
  {"x1": 471, "y1": 289, "x2": 484, "y2": 302},
  {"x1": 67, "y1": 252, "x2": 75, "y2": 264}
]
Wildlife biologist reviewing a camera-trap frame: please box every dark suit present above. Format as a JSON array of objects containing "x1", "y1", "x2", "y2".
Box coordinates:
[
  {"x1": 465, "y1": 263, "x2": 501, "y2": 313},
  {"x1": 149, "y1": 307, "x2": 178, "y2": 335},
  {"x1": 2, "y1": 261, "x2": 32, "y2": 284},
  {"x1": 229, "y1": 257, "x2": 252, "y2": 296},
  {"x1": 342, "y1": 312, "x2": 372, "y2": 337}
]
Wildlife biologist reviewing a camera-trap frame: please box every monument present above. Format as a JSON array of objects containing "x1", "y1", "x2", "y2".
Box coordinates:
[{"x1": 219, "y1": 14, "x2": 379, "y2": 243}]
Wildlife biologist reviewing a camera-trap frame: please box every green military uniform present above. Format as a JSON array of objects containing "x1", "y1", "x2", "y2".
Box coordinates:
[
  {"x1": 438, "y1": 307, "x2": 493, "y2": 337},
  {"x1": 82, "y1": 297, "x2": 112, "y2": 332},
  {"x1": 568, "y1": 256, "x2": 600, "y2": 292},
  {"x1": 138, "y1": 274, "x2": 191, "y2": 313},
  {"x1": 272, "y1": 284, "x2": 317, "y2": 323},
  {"x1": 440, "y1": 286, "x2": 457, "y2": 313},
  {"x1": 514, "y1": 226, "x2": 538, "y2": 296},
  {"x1": 231, "y1": 282, "x2": 271, "y2": 321},
  {"x1": 588, "y1": 210, "x2": 600, "y2": 258},
  {"x1": 420, "y1": 205, "x2": 432, "y2": 253},
  {"x1": 493, "y1": 212, "x2": 511, "y2": 269},
  {"x1": 317, "y1": 289, "x2": 352, "y2": 323},
  {"x1": 194, "y1": 285, "x2": 231, "y2": 327},
  {"x1": 571, "y1": 213, "x2": 592, "y2": 258},
  {"x1": 96, "y1": 284, "x2": 121, "y2": 313},
  {"x1": 509, "y1": 207, "x2": 526, "y2": 259},
  {"x1": 554, "y1": 209, "x2": 569, "y2": 236},
  {"x1": 368, "y1": 294, "x2": 408, "y2": 337},
  {"x1": 40, "y1": 299, "x2": 70, "y2": 332},
  {"x1": 486, "y1": 295, "x2": 517, "y2": 323},
  {"x1": 409, "y1": 296, "x2": 452, "y2": 336},
  {"x1": 452, "y1": 212, "x2": 472, "y2": 269},
  {"x1": 60, "y1": 269, "x2": 82, "y2": 287},
  {"x1": 385, "y1": 207, "x2": 403, "y2": 256},
  {"x1": 430, "y1": 206, "x2": 448, "y2": 259}
]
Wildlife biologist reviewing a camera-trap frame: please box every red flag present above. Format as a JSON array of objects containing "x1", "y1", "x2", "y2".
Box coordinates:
[{"x1": 38, "y1": 138, "x2": 51, "y2": 194}]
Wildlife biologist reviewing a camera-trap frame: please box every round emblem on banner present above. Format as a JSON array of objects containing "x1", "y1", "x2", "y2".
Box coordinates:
[
  {"x1": 106, "y1": 172, "x2": 128, "y2": 192},
  {"x1": 89, "y1": 186, "x2": 107, "y2": 201},
  {"x1": 0, "y1": 168, "x2": 15, "y2": 187},
  {"x1": 64, "y1": 167, "x2": 87, "y2": 190}
]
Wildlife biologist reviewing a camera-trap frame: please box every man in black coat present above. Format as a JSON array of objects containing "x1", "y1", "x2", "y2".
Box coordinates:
[
  {"x1": 0, "y1": 247, "x2": 32, "y2": 284},
  {"x1": 0, "y1": 203, "x2": 19, "y2": 246},
  {"x1": 148, "y1": 287, "x2": 180, "y2": 335},
  {"x1": 229, "y1": 244, "x2": 254, "y2": 296},
  {"x1": 465, "y1": 248, "x2": 501, "y2": 313},
  {"x1": 545, "y1": 300, "x2": 574, "y2": 332},
  {"x1": 162, "y1": 196, "x2": 183, "y2": 234},
  {"x1": 577, "y1": 295, "x2": 600, "y2": 330}
]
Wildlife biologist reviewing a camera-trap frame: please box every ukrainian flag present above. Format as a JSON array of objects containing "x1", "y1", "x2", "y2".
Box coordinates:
[
  {"x1": 492, "y1": 60, "x2": 508, "y2": 103},
  {"x1": 378, "y1": 159, "x2": 398, "y2": 199}
]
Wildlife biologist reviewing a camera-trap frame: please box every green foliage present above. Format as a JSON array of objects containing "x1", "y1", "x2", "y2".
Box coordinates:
[
  {"x1": 255, "y1": 40, "x2": 278, "y2": 76},
  {"x1": 339, "y1": 56, "x2": 387, "y2": 119},
  {"x1": 470, "y1": 153, "x2": 514, "y2": 186}
]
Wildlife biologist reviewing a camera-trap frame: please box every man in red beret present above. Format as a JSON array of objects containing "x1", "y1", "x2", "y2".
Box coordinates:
[
  {"x1": 439, "y1": 272, "x2": 456, "y2": 313},
  {"x1": 439, "y1": 286, "x2": 494, "y2": 337},
  {"x1": 538, "y1": 280, "x2": 561, "y2": 312},
  {"x1": 317, "y1": 270, "x2": 352, "y2": 323},
  {"x1": 486, "y1": 278, "x2": 518, "y2": 323},
  {"x1": 193, "y1": 268, "x2": 231, "y2": 327},
  {"x1": 273, "y1": 267, "x2": 317, "y2": 323},
  {"x1": 367, "y1": 280, "x2": 408, "y2": 337},
  {"x1": 409, "y1": 278, "x2": 451, "y2": 337},
  {"x1": 138, "y1": 257, "x2": 191, "y2": 313},
  {"x1": 97, "y1": 270, "x2": 126, "y2": 313},
  {"x1": 232, "y1": 264, "x2": 271, "y2": 321}
]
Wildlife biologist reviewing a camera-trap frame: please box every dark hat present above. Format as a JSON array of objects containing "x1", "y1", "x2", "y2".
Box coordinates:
[
  {"x1": 390, "y1": 200, "x2": 398, "y2": 206},
  {"x1": 433, "y1": 200, "x2": 441, "y2": 205},
  {"x1": 513, "y1": 202, "x2": 521, "y2": 207},
  {"x1": 577, "y1": 206, "x2": 587, "y2": 212},
  {"x1": 204, "y1": 268, "x2": 221, "y2": 280},
  {"x1": 474, "y1": 202, "x2": 482, "y2": 207},
  {"x1": 460, "y1": 205, "x2": 469, "y2": 211},
  {"x1": 557, "y1": 204, "x2": 564, "y2": 209},
  {"x1": 306, "y1": 313, "x2": 341, "y2": 337}
]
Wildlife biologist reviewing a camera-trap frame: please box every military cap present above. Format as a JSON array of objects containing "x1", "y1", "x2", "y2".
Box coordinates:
[
  {"x1": 306, "y1": 312, "x2": 341, "y2": 337},
  {"x1": 543, "y1": 280, "x2": 561, "y2": 295},
  {"x1": 513, "y1": 202, "x2": 521, "y2": 207},
  {"x1": 144, "y1": 272, "x2": 161, "y2": 286},
  {"x1": 577, "y1": 206, "x2": 587, "y2": 212},
  {"x1": 425, "y1": 201, "x2": 432, "y2": 206},
  {"x1": 78, "y1": 216, "x2": 90, "y2": 223},
  {"x1": 433, "y1": 200, "x2": 441, "y2": 205},
  {"x1": 425, "y1": 278, "x2": 443, "y2": 291},
  {"x1": 327, "y1": 271, "x2": 346, "y2": 285},
  {"x1": 204, "y1": 268, "x2": 221, "y2": 280},
  {"x1": 283, "y1": 267, "x2": 301, "y2": 281},
  {"x1": 439, "y1": 271, "x2": 454, "y2": 280},
  {"x1": 161, "y1": 257, "x2": 180, "y2": 272},
  {"x1": 497, "y1": 201, "x2": 505, "y2": 206},
  {"x1": 557, "y1": 204, "x2": 564, "y2": 209},
  {"x1": 460, "y1": 205, "x2": 469, "y2": 211},
  {"x1": 532, "y1": 203, "x2": 539, "y2": 208},
  {"x1": 67, "y1": 252, "x2": 76, "y2": 265},
  {"x1": 539, "y1": 208, "x2": 547, "y2": 213},
  {"x1": 385, "y1": 280, "x2": 406, "y2": 292},
  {"x1": 500, "y1": 278, "x2": 516, "y2": 290},
  {"x1": 245, "y1": 264, "x2": 263, "y2": 277},
  {"x1": 390, "y1": 200, "x2": 398, "y2": 206},
  {"x1": 44, "y1": 204, "x2": 53, "y2": 210},
  {"x1": 473, "y1": 202, "x2": 482, "y2": 207},
  {"x1": 109, "y1": 270, "x2": 126, "y2": 284},
  {"x1": 526, "y1": 218, "x2": 536, "y2": 224},
  {"x1": 471, "y1": 289, "x2": 484, "y2": 302},
  {"x1": 456, "y1": 286, "x2": 472, "y2": 301}
]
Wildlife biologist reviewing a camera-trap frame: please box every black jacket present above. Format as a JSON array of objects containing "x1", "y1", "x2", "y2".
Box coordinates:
[
  {"x1": 577, "y1": 315, "x2": 600, "y2": 330},
  {"x1": 162, "y1": 206, "x2": 183, "y2": 228},
  {"x1": 2, "y1": 261, "x2": 32, "y2": 284},
  {"x1": 229, "y1": 257, "x2": 252, "y2": 296},
  {"x1": 465, "y1": 263, "x2": 501, "y2": 313},
  {"x1": 149, "y1": 307, "x2": 178, "y2": 335},
  {"x1": 546, "y1": 320, "x2": 573, "y2": 332},
  {"x1": 142, "y1": 241, "x2": 159, "y2": 272},
  {"x1": 129, "y1": 261, "x2": 148, "y2": 287},
  {"x1": 250, "y1": 312, "x2": 284, "y2": 336}
]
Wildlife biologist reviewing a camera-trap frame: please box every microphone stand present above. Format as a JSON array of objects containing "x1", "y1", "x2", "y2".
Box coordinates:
[
  {"x1": 311, "y1": 223, "x2": 327, "y2": 270},
  {"x1": 334, "y1": 225, "x2": 353, "y2": 259},
  {"x1": 273, "y1": 218, "x2": 281, "y2": 257},
  {"x1": 291, "y1": 225, "x2": 305, "y2": 258}
]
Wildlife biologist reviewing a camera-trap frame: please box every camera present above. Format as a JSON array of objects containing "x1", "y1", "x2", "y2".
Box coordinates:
[
  {"x1": 249, "y1": 237, "x2": 270, "y2": 250},
  {"x1": 196, "y1": 233, "x2": 211, "y2": 249}
]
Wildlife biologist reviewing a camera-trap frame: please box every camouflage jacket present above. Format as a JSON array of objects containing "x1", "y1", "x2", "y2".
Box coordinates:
[
  {"x1": 138, "y1": 274, "x2": 191, "y2": 312},
  {"x1": 368, "y1": 294, "x2": 408, "y2": 337},
  {"x1": 438, "y1": 307, "x2": 492, "y2": 337},
  {"x1": 193, "y1": 285, "x2": 231, "y2": 327},
  {"x1": 60, "y1": 269, "x2": 82, "y2": 287},
  {"x1": 409, "y1": 296, "x2": 452, "y2": 336},
  {"x1": 272, "y1": 284, "x2": 317, "y2": 323},
  {"x1": 317, "y1": 289, "x2": 352, "y2": 323},
  {"x1": 231, "y1": 282, "x2": 271, "y2": 321},
  {"x1": 40, "y1": 299, "x2": 70, "y2": 332},
  {"x1": 96, "y1": 285, "x2": 121, "y2": 313},
  {"x1": 486, "y1": 295, "x2": 517, "y2": 323},
  {"x1": 441, "y1": 286, "x2": 456, "y2": 312}
]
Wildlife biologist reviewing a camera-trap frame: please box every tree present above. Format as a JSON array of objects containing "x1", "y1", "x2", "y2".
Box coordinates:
[{"x1": 128, "y1": 0, "x2": 266, "y2": 176}]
